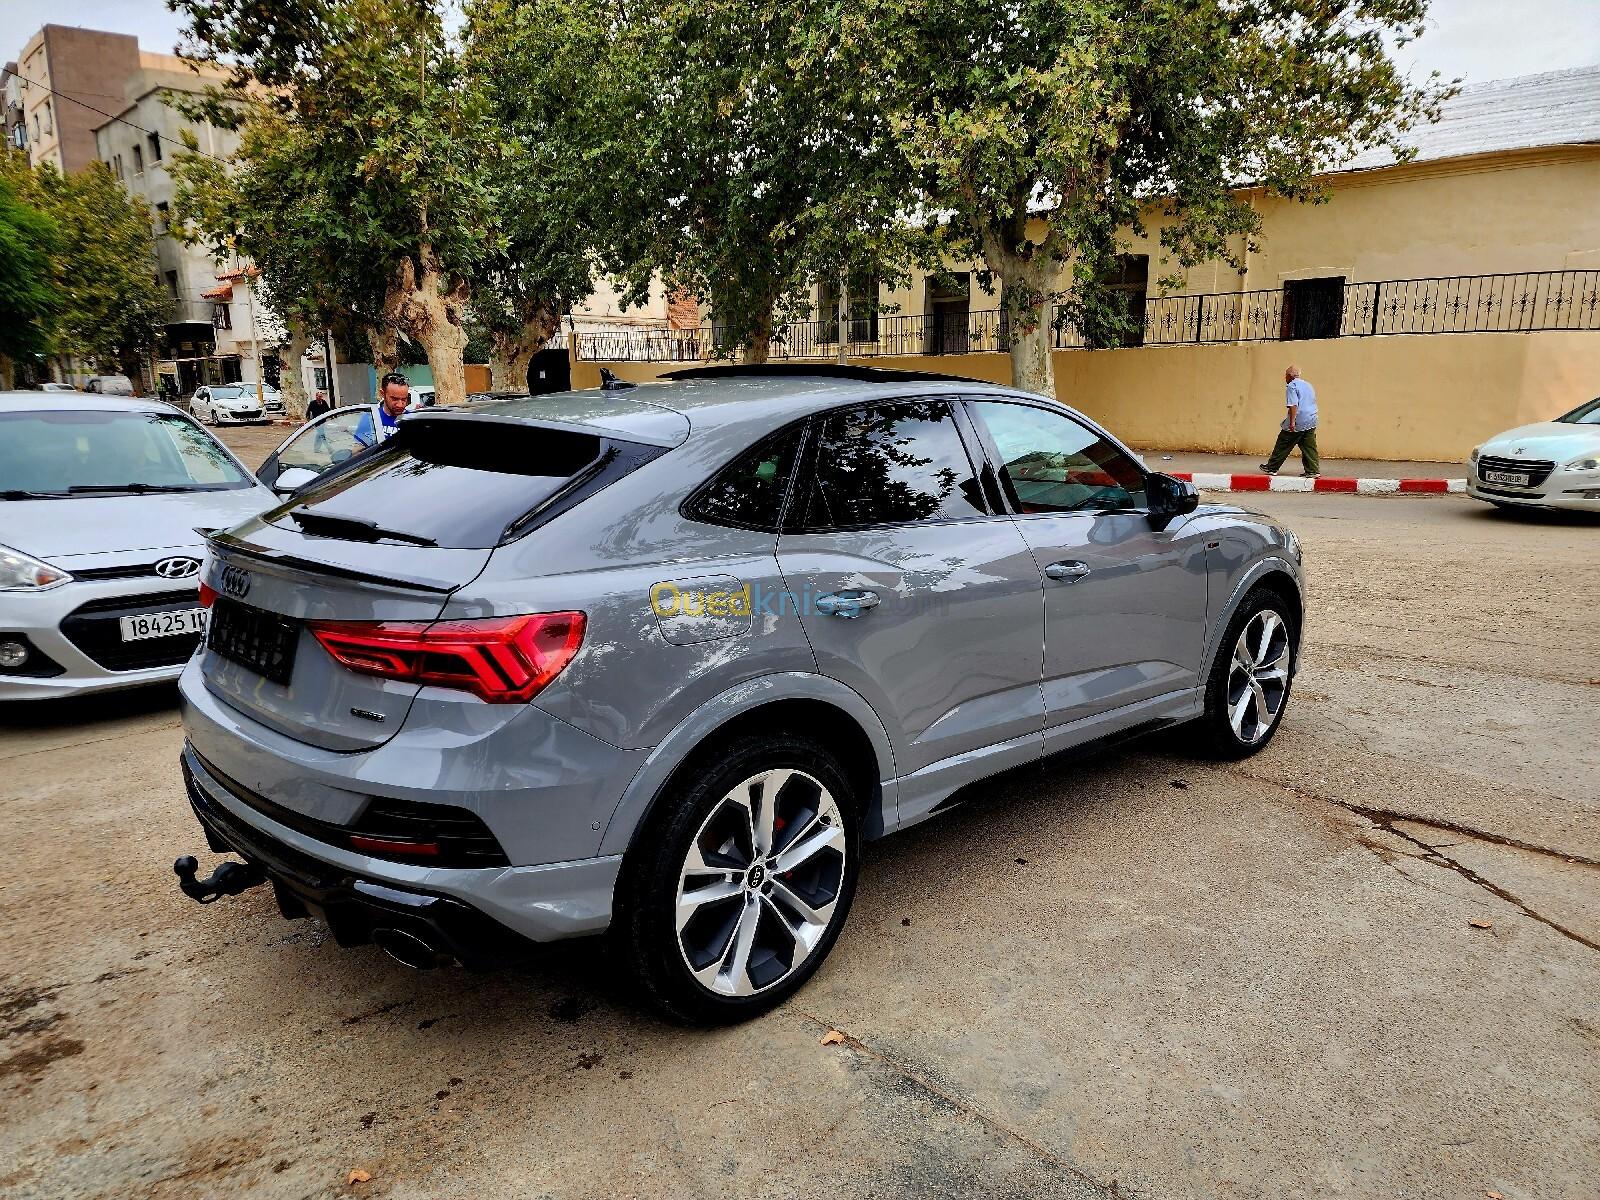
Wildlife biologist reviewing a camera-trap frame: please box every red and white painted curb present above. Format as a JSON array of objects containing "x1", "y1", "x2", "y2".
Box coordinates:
[{"x1": 1172, "y1": 472, "x2": 1466, "y2": 495}]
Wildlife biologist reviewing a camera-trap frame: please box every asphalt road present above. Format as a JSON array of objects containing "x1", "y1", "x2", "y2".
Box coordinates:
[{"x1": 3, "y1": 491, "x2": 1597, "y2": 1200}]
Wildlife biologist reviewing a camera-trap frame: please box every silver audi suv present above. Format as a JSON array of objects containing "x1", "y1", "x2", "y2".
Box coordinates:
[{"x1": 176, "y1": 366, "x2": 1304, "y2": 1022}]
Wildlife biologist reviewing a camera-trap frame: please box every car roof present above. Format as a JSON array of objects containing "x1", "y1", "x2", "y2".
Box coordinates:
[
  {"x1": 0, "y1": 391, "x2": 175, "y2": 414},
  {"x1": 472, "y1": 368, "x2": 1040, "y2": 444}
]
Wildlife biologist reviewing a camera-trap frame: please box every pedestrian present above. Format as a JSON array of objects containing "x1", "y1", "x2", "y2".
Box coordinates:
[
  {"x1": 353, "y1": 372, "x2": 411, "y2": 448},
  {"x1": 306, "y1": 389, "x2": 330, "y2": 420},
  {"x1": 1260, "y1": 364, "x2": 1320, "y2": 477}
]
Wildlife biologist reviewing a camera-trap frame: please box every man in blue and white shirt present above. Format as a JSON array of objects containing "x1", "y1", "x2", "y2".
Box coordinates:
[
  {"x1": 1260, "y1": 365, "x2": 1320, "y2": 477},
  {"x1": 353, "y1": 372, "x2": 412, "y2": 449}
]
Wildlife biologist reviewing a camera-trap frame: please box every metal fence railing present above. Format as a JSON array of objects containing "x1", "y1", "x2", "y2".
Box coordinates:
[{"x1": 576, "y1": 268, "x2": 1600, "y2": 362}]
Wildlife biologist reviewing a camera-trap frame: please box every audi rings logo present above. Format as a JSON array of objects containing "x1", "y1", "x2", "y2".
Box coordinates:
[
  {"x1": 154, "y1": 556, "x2": 203, "y2": 580},
  {"x1": 219, "y1": 564, "x2": 251, "y2": 598}
]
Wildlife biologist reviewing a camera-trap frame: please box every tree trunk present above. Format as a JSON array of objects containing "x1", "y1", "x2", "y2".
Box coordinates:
[
  {"x1": 488, "y1": 305, "x2": 559, "y2": 393},
  {"x1": 278, "y1": 319, "x2": 311, "y2": 420},
  {"x1": 835, "y1": 272, "x2": 849, "y2": 366},
  {"x1": 743, "y1": 300, "x2": 774, "y2": 364},
  {"x1": 384, "y1": 245, "x2": 470, "y2": 408},
  {"x1": 0, "y1": 354, "x2": 13, "y2": 391},
  {"x1": 999, "y1": 259, "x2": 1055, "y2": 398},
  {"x1": 367, "y1": 325, "x2": 400, "y2": 380}
]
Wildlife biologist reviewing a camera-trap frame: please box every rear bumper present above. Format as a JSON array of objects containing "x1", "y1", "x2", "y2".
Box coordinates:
[{"x1": 184, "y1": 754, "x2": 525, "y2": 968}]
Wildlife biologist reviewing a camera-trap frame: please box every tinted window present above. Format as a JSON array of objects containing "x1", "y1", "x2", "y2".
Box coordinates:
[
  {"x1": 273, "y1": 418, "x2": 651, "y2": 549},
  {"x1": 688, "y1": 425, "x2": 804, "y2": 531},
  {"x1": 0, "y1": 410, "x2": 252, "y2": 496},
  {"x1": 970, "y1": 401, "x2": 1146, "y2": 513},
  {"x1": 804, "y1": 400, "x2": 985, "y2": 529}
]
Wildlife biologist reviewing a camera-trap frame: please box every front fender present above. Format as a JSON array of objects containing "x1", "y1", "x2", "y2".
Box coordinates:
[
  {"x1": 596, "y1": 671, "x2": 897, "y2": 857},
  {"x1": 1201, "y1": 551, "x2": 1306, "y2": 682}
]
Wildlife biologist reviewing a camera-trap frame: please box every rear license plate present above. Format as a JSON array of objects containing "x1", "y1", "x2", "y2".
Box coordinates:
[
  {"x1": 119, "y1": 608, "x2": 206, "y2": 642},
  {"x1": 207, "y1": 598, "x2": 298, "y2": 685},
  {"x1": 1483, "y1": 470, "x2": 1529, "y2": 486}
]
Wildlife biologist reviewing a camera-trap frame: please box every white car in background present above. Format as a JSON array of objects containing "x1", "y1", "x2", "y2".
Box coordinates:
[
  {"x1": 0, "y1": 392, "x2": 278, "y2": 700},
  {"x1": 1467, "y1": 396, "x2": 1600, "y2": 514},
  {"x1": 190, "y1": 383, "x2": 281, "y2": 425}
]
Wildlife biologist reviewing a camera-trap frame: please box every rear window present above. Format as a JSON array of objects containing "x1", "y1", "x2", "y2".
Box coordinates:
[{"x1": 271, "y1": 417, "x2": 649, "y2": 548}]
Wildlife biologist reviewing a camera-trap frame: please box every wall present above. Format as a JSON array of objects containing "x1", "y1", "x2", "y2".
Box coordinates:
[{"x1": 578, "y1": 331, "x2": 1600, "y2": 464}]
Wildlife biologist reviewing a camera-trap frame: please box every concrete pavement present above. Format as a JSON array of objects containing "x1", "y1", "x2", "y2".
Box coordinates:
[{"x1": 3, "y1": 492, "x2": 1597, "y2": 1199}]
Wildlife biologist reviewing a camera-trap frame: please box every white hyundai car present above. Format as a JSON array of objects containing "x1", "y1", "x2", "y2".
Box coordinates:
[
  {"x1": 1467, "y1": 396, "x2": 1600, "y2": 514},
  {"x1": 0, "y1": 393, "x2": 278, "y2": 700}
]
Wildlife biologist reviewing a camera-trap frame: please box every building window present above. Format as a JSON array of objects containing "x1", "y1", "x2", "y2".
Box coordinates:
[
  {"x1": 154, "y1": 201, "x2": 169, "y2": 232},
  {"x1": 213, "y1": 303, "x2": 233, "y2": 330},
  {"x1": 132, "y1": 143, "x2": 144, "y2": 173},
  {"x1": 147, "y1": 132, "x2": 162, "y2": 162},
  {"x1": 41, "y1": 100, "x2": 51, "y2": 135},
  {"x1": 164, "y1": 270, "x2": 179, "y2": 299},
  {"x1": 819, "y1": 271, "x2": 880, "y2": 344},
  {"x1": 1083, "y1": 254, "x2": 1149, "y2": 349},
  {"x1": 1281, "y1": 277, "x2": 1345, "y2": 340},
  {"x1": 112, "y1": 153, "x2": 124, "y2": 178}
]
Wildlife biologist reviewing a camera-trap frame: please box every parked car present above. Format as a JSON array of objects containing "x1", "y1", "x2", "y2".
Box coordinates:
[
  {"x1": 174, "y1": 365, "x2": 1304, "y2": 1023},
  {"x1": 190, "y1": 384, "x2": 275, "y2": 425},
  {"x1": 0, "y1": 392, "x2": 278, "y2": 700},
  {"x1": 38, "y1": 382, "x2": 79, "y2": 393},
  {"x1": 1467, "y1": 396, "x2": 1600, "y2": 513},
  {"x1": 83, "y1": 375, "x2": 135, "y2": 396}
]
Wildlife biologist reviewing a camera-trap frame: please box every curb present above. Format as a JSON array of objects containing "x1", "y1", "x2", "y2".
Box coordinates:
[{"x1": 1172, "y1": 472, "x2": 1466, "y2": 495}]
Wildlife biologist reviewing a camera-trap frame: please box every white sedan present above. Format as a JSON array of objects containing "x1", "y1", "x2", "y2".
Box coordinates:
[
  {"x1": 190, "y1": 384, "x2": 282, "y2": 425},
  {"x1": 1467, "y1": 396, "x2": 1600, "y2": 514}
]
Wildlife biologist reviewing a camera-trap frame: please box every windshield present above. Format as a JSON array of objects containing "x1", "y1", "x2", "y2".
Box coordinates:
[
  {"x1": 1556, "y1": 397, "x2": 1600, "y2": 425},
  {"x1": 0, "y1": 410, "x2": 253, "y2": 497},
  {"x1": 210, "y1": 386, "x2": 275, "y2": 400}
]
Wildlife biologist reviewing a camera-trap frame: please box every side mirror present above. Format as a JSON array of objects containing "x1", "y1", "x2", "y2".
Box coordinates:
[
  {"x1": 272, "y1": 465, "x2": 320, "y2": 496},
  {"x1": 1146, "y1": 472, "x2": 1199, "y2": 528}
]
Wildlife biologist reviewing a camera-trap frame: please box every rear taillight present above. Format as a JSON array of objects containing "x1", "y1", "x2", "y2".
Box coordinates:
[
  {"x1": 306, "y1": 612, "x2": 585, "y2": 703},
  {"x1": 198, "y1": 581, "x2": 217, "y2": 609}
]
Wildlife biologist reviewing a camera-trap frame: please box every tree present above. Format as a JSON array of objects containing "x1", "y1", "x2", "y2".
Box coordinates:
[
  {"x1": 579, "y1": 0, "x2": 927, "y2": 362},
  {"x1": 857, "y1": 0, "x2": 1451, "y2": 395},
  {"x1": 173, "y1": 0, "x2": 496, "y2": 407},
  {"x1": 460, "y1": 0, "x2": 600, "y2": 392},
  {"x1": 0, "y1": 159, "x2": 61, "y2": 389},
  {"x1": 0, "y1": 151, "x2": 161, "y2": 389}
]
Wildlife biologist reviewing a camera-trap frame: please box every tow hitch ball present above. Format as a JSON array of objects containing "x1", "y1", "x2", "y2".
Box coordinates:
[{"x1": 173, "y1": 854, "x2": 266, "y2": 904}]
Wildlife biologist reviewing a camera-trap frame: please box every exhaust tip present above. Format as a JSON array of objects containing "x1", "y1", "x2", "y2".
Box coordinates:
[{"x1": 372, "y1": 927, "x2": 451, "y2": 970}]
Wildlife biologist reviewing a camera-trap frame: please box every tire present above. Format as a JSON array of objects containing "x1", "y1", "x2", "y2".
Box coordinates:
[
  {"x1": 1191, "y1": 586, "x2": 1297, "y2": 759},
  {"x1": 615, "y1": 731, "x2": 861, "y2": 1024}
]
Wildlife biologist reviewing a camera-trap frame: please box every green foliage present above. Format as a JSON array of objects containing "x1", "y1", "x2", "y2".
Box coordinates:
[
  {"x1": 569, "y1": 0, "x2": 931, "y2": 357},
  {"x1": 0, "y1": 160, "x2": 61, "y2": 367},
  {"x1": 0, "y1": 151, "x2": 162, "y2": 376}
]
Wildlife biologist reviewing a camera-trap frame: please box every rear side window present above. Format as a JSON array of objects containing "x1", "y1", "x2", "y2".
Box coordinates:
[
  {"x1": 273, "y1": 418, "x2": 653, "y2": 548},
  {"x1": 685, "y1": 425, "x2": 804, "y2": 531},
  {"x1": 802, "y1": 400, "x2": 986, "y2": 529}
]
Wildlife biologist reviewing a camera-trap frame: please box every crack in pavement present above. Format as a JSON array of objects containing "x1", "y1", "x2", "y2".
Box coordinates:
[
  {"x1": 794, "y1": 1010, "x2": 1117, "y2": 1197},
  {"x1": 1227, "y1": 767, "x2": 1600, "y2": 955}
]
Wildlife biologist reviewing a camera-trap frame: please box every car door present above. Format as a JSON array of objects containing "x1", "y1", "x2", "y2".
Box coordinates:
[
  {"x1": 775, "y1": 398, "x2": 1045, "y2": 796},
  {"x1": 191, "y1": 387, "x2": 209, "y2": 421},
  {"x1": 255, "y1": 407, "x2": 369, "y2": 489},
  {"x1": 963, "y1": 398, "x2": 1210, "y2": 749}
]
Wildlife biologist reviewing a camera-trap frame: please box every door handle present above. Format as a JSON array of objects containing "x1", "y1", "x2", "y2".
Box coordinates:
[
  {"x1": 815, "y1": 589, "x2": 881, "y2": 618},
  {"x1": 1044, "y1": 560, "x2": 1091, "y2": 583}
]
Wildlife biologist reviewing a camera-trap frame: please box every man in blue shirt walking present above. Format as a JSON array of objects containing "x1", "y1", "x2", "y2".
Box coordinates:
[{"x1": 1260, "y1": 364, "x2": 1320, "y2": 477}]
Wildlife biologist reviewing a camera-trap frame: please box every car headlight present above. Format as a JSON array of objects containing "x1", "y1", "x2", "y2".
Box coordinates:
[
  {"x1": 1469, "y1": 447, "x2": 1480, "y2": 463},
  {"x1": 0, "y1": 544, "x2": 73, "y2": 591},
  {"x1": 1565, "y1": 454, "x2": 1600, "y2": 471}
]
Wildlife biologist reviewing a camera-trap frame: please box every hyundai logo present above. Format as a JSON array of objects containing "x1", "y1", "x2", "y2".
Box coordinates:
[
  {"x1": 154, "y1": 556, "x2": 202, "y2": 580},
  {"x1": 219, "y1": 565, "x2": 251, "y2": 598}
]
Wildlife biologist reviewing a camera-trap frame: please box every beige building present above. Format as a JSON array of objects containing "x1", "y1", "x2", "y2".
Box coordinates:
[{"x1": 4, "y1": 25, "x2": 141, "y2": 173}]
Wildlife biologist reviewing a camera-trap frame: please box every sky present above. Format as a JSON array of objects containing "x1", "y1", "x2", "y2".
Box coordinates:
[{"x1": 4, "y1": 0, "x2": 1599, "y2": 86}]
